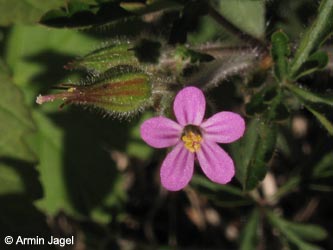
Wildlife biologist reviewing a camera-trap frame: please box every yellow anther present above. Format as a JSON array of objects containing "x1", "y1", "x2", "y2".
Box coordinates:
[{"x1": 182, "y1": 131, "x2": 202, "y2": 153}]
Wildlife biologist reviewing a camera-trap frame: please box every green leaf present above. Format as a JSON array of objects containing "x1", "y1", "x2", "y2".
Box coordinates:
[
  {"x1": 3, "y1": 24, "x2": 131, "y2": 219},
  {"x1": 5, "y1": 25, "x2": 100, "y2": 91},
  {"x1": 219, "y1": 0, "x2": 265, "y2": 39},
  {"x1": 0, "y1": 164, "x2": 25, "y2": 196},
  {"x1": 240, "y1": 209, "x2": 260, "y2": 250},
  {"x1": 310, "y1": 51, "x2": 330, "y2": 70},
  {"x1": 31, "y1": 111, "x2": 76, "y2": 215},
  {"x1": 266, "y1": 210, "x2": 327, "y2": 250},
  {"x1": 313, "y1": 152, "x2": 333, "y2": 178},
  {"x1": 286, "y1": 83, "x2": 333, "y2": 106},
  {"x1": 285, "y1": 221, "x2": 328, "y2": 241},
  {"x1": 188, "y1": 15, "x2": 223, "y2": 44},
  {"x1": 41, "y1": 1, "x2": 130, "y2": 28},
  {"x1": 191, "y1": 175, "x2": 244, "y2": 196},
  {"x1": 0, "y1": 0, "x2": 64, "y2": 26},
  {"x1": 289, "y1": 0, "x2": 333, "y2": 79},
  {"x1": 293, "y1": 51, "x2": 329, "y2": 79},
  {"x1": 66, "y1": 0, "x2": 94, "y2": 15},
  {"x1": 275, "y1": 151, "x2": 333, "y2": 200},
  {"x1": 264, "y1": 88, "x2": 289, "y2": 121},
  {"x1": 246, "y1": 86, "x2": 289, "y2": 121},
  {"x1": 271, "y1": 30, "x2": 290, "y2": 81},
  {"x1": 273, "y1": 176, "x2": 301, "y2": 200},
  {"x1": 246, "y1": 88, "x2": 270, "y2": 116},
  {"x1": 230, "y1": 119, "x2": 277, "y2": 190},
  {"x1": 121, "y1": 0, "x2": 182, "y2": 15},
  {"x1": 276, "y1": 131, "x2": 292, "y2": 157},
  {"x1": 0, "y1": 62, "x2": 36, "y2": 162},
  {"x1": 90, "y1": 174, "x2": 127, "y2": 224},
  {"x1": 305, "y1": 105, "x2": 333, "y2": 135},
  {"x1": 284, "y1": 81, "x2": 333, "y2": 136},
  {"x1": 31, "y1": 110, "x2": 131, "y2": 221},
  {"x1": 40, "y1": 0, "x2": 182, "y2": 28},
  {"x1": 191, "y1": 175, "x2": 253, "y2": 207}
]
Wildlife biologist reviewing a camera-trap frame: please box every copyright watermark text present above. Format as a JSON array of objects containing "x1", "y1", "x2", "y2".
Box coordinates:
[{"x1": 4, "y1": 235, "x2": 74, "y2": 247}]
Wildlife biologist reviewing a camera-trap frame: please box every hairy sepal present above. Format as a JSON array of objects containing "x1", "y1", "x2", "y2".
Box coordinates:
[
  {"x1": 65, "y1": 41, "x2": 139, "y2": 74},
  {"x1": 37, "y1": 65, "x2": 152, "y2": 119}
]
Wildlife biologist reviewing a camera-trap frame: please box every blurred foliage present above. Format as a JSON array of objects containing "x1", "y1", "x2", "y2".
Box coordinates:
[
  {"x1": 218, "y1": 0, "x2": 265, "y2": 39},
  {"x1": 0, "y1": 0, "x2": 333, "y2": 249}
]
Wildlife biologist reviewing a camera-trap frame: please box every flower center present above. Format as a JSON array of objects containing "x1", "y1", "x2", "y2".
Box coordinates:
[{"x1": 181, "y1": 125, "x2": 203, "y2": 153}]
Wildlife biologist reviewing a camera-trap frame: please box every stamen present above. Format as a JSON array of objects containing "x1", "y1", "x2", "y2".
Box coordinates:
[{"x1": 181, "y1": 126, "x2": 203, "y2": 153}]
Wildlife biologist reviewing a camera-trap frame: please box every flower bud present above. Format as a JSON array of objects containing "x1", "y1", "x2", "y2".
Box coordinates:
[
  {"x1": 37, "y1": 65, "x2": 152, "y2": 117},
  {"x1": 65, "y1": 42, "x2": 139, "y2": 73}
]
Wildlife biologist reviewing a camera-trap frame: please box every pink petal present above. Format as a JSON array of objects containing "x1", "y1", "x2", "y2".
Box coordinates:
[
  {"x1": 140, "y1": 117, "x2": 182, "y2": 148},
  {"x1": 173, "y1": 86, "x2": 206, "y2": 126},
  {"x1": 160, "y1": 142, "x2": 194, "y2": 191},
  {"x1": 197, "y1": 140, "x2": 235, "y2": 184},
  {"x1": 201, "y1": 111, "x2": 245, "y2": 143}
]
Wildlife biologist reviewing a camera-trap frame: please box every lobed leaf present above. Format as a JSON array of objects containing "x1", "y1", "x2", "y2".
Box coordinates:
[{"x1": 31, "y1": 111, "x2": 76, "y2": 215}]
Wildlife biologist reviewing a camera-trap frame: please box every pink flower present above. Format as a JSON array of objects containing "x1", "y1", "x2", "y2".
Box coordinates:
[{"x1": 140, "y1": 86, "x2": 245, "y2": 191}]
